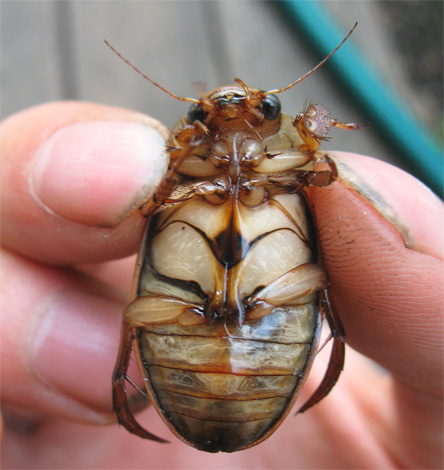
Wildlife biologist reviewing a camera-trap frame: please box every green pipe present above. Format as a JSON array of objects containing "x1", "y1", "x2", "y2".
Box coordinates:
[{"x1": 276, "y1": 0, "x2": 443, "y2": 196}]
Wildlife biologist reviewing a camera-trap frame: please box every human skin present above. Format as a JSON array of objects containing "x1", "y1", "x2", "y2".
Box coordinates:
[{"x1": 1, "y1": 102, "x2": 443, "y2": 469}]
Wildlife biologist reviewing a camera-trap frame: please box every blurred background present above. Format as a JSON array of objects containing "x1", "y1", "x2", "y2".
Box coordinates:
[{"x1": 1, "y1": 0, "x2": 443, "y2": 195}]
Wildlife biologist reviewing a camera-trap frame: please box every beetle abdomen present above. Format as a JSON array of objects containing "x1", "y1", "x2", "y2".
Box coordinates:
[
  {"x1": 138, "y1": 302, "x2": 318, "y2": 452},
  {"x1": 129, "y1": 190, "x2": 324, "y2": 452}
]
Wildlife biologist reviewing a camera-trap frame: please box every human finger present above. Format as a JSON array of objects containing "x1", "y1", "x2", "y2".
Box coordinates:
[
  {"x1": 0, "y1": 248, "x2": 131, "y2": 427},
  {"x1": 0, "y1": 101, "x2": 168, "y2": 265},
  {"x1": 306, "y1": 153, "x2": 443, "y2": 467},
  {"x1": 307, "y1": 152, "x2": 443, "y2": 393}
]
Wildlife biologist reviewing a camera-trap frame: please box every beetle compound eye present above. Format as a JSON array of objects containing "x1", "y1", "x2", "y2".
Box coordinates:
[
  {"x1": 261, "y1": 94, "x2": 281, "y2": 120},
  {"x1": 187, "y1": 103, "x2": 206, "y2": 123}
]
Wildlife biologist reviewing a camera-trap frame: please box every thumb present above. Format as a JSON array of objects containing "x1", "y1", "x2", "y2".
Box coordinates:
[{"x1": 1, "y1": 101, "x2": 169, "y2": 264}]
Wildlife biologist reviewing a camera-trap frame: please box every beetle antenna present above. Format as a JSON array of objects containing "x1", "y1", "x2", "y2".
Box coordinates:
[
  {"x1": 265, "y1": 22, "x2": 357, "y2": 95},
  {"x1": 105, "y1": 40, "x2": 199, "y2": 103}
]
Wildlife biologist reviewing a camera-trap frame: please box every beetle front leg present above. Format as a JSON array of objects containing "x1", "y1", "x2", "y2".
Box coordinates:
[
  {"x1": 112, "y1": 321, "x2": 168, "y2": 442},
  {"x1": 297, "y1": 288, "x2": 345, "y2": 413},
  {"x1": 141, "y1": 120, "x2": 209, "y2": 216},
  {"x1": 263, "y1": 153, "x2": 338, "y2": 192}
]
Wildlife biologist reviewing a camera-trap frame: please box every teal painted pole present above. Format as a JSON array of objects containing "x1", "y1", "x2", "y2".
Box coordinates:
[{"x1": 277, "y1": 0, "x2": 443, "y2": 196}]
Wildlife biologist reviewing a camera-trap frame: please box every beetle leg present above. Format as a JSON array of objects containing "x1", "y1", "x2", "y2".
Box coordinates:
[
  {"x1": 258, "y1": 151, "x2": 338, "y2": 191},
  {"x1": 296, "y1": 288, "x2": 345, "y2": 413},
  {"x1": 156, "y1": 184, "x2": 197, "y2": 205},
  {"x1": 124, "y1": 295, "x2": 205, "y2": 327},
  {"x1": 294, "y1": 152, "x2": 338, "y2": 187},
  {"x1": 112, "y1": 322, "x2": 169, "y2": 442},
  {"x1": 242, "y1": 265, "x2": 345, "y2": 413},
  {"x1": 141, "y1": 121, "x2": 209, "y2": 216},
  {"x1": 303, "y1": 153, "x2": 339, "y2": 187},
  {"x1": 113, "y1": 294, "x2": 204, "y2": 440},
  {"x1": 244, "y1": 263, "x2": 328, "y2": 321},
  {"x1": 262, "y1": 154, "x2": 337, "y2": 193},
  {"x1": 140, "y1": 145, "x2": 195, "y2": 216}
]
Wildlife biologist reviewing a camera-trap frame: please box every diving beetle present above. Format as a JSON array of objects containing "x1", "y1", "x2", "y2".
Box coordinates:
[{"x1": 108, "y1": 24, "x2": 365, "y2": 453}]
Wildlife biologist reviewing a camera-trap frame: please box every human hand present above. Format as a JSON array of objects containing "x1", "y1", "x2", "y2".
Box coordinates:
[{"x1": 1, "y1": 102, "x2": 442, "y2": 469}]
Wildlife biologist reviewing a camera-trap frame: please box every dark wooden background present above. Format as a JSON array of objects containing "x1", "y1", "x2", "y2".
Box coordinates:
[{"x1": 2, "y1": 1, "x2": 442, "y2": 178}]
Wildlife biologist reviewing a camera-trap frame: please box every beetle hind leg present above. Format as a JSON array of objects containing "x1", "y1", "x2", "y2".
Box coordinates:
[
  {"x1": 297, "y1": 288, "x2": 345, "y2": 413},
  {"x1": 112, "y1": 325, "x2": 168, "y2": 443}
]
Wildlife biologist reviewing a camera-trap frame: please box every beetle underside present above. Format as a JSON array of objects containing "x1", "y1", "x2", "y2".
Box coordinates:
[{"x1": 110, "y1": 25, "x2": 363, "y2": 453}]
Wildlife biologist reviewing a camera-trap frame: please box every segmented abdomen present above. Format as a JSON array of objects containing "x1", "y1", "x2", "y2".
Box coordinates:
[{"x1": 138, "y1": 303, "x2": 318, "y2": 453}]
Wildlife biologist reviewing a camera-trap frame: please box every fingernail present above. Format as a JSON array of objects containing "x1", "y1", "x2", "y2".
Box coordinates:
[
  {"x1": 28, "y1": 289, "x2": 124, "y2": 417},
  {"x1": 30, "y1": 121, "x2": 167, "y2": 226}
]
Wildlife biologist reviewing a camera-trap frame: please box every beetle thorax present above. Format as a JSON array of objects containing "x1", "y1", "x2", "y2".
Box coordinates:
[{"x1": 208, "y1": 130, "x2": 264, "y2": 181}]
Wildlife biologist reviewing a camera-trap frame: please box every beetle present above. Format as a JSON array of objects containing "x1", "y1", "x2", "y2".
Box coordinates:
[{"x1": 107, "y1": 24, "x2": 365, "y2": 453}]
